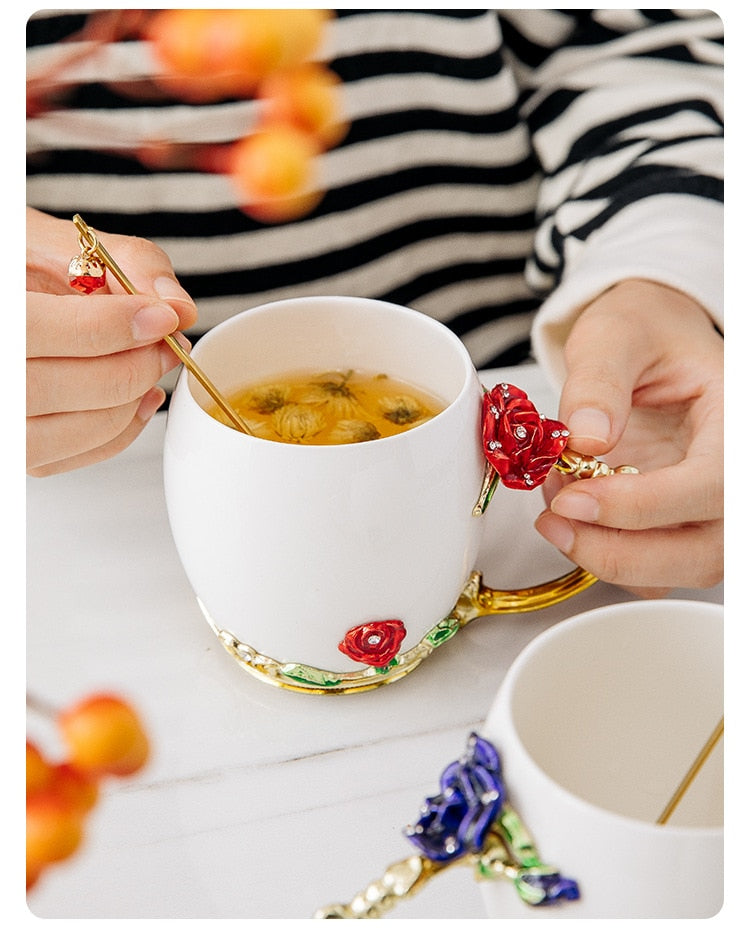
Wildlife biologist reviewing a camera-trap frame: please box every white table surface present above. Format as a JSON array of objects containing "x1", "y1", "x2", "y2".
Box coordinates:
[{"x1": 25, "y1": 364, "x2": 723, "y2": 922}]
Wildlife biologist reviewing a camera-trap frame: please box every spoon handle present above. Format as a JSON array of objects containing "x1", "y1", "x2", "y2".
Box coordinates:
[{"x1": 72, "y1": 214, "x2": 255, "y2": 436}]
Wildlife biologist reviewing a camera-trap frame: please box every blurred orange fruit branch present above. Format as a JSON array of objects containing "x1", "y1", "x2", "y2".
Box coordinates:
[
  {"x1": 28, "y1": 9, "x2": 348, "y2": 222},
  {"x1": 26, "y1": 692, "x2": 150, "y2": 893}
]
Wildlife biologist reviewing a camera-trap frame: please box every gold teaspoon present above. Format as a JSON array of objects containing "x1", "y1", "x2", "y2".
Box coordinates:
[
  {"x1": 72, "y1": 214, "x2": 255, "y2": 436},
  {"x1": 657, "y1": 716, "x2": 724, "y2": 825}
]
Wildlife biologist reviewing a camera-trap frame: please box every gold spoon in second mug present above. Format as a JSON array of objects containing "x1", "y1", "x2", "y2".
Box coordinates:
[{"x1": 71, "y1": 214, "x2": 256, "y2": 436}]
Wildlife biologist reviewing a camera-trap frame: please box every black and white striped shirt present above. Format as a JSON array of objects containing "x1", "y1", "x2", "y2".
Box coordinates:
[{"x1": 27, "y1": 9, "x2": 723, "y2": 378}]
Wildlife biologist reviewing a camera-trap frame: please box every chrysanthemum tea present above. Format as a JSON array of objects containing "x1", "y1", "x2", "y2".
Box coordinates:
[{"x1": 208, "y1": 369, "x2": 446, "y2": 444}]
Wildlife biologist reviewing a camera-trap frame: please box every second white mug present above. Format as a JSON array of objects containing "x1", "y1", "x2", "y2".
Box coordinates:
[{"x1": 481, "y1": 599, "x2": 724, "y2": 919}]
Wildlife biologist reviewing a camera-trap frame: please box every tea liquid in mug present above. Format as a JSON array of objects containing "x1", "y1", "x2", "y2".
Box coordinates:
[{"x1": 208, "y1": 369, "x2": 446, "y2": 444}]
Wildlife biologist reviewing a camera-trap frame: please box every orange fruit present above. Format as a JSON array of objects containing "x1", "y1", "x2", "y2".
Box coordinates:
[
  {"x1": 230, "y1": 123, "x2": 320, "y2": 202},
  {"x1": 147, "y1": 9, "x2": 265, "y2": 101},
  {"x1": 242, "y1": 188, "x2": 325, "y2": 224},
  {"x1": 147, "y1": 9, "x2": 330, "y2": 100},
  {"x1": 48, "y1": 762, "x2": 100, "y2": 814},
  {"x1": 147, "y1": 9, "x2": 215, "y2": 78},
  {"x1": 273, "y1": 9, "x2": 331, "y2": 69},
  {"x1": 201, "y1": 10, "x2": 284, "y2": 79},
  {"x1": 258, "y1": 63, "x2": 348, "y2": 147},
  {"x1": 26, "y1": 792, "x2": 85, "y2": 874},
  {"x1": 58, "y1": 693, "x2": 150, "y2": 778}
]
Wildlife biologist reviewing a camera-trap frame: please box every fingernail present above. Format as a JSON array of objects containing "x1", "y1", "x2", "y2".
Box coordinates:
[
  {"x1": 132, "y1": 302, "x2": 179, "y2": 341},
  {"x1": 170, "y1": 331, "x2": 192, "y2": 353},
  {"x1": 551, "y1": 490, "x2": 600, "y2": 523},
  {"x1": 535, "y1": 513, "x2": 575, "y2": 554},
  {"x1": 136, "y1": 387, "x2": 166, "y2": 422},
  {"x1": 567, "y1": 407, "x2": 611, "y2": 446},
  {"x1": 154, "y1": 276, "x2": 194, "y2": 308}
]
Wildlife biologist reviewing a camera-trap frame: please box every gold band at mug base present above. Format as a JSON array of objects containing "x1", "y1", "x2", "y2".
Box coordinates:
[{"x1": 199, "y1": 566, "x2": 597, "y2": 695}]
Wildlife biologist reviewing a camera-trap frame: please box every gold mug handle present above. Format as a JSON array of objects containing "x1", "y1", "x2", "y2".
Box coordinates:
[
  {"x1": 461, "y1": 565, "x2": 597, "y2": 619},
  {"x1": 468, "y1": 446, "x2": 639, "y2": 617}
]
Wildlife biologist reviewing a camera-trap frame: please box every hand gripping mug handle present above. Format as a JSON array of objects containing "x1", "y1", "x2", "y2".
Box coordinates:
[{"x1": 467, "y1": 382, "x2": 639, "y2": 617}]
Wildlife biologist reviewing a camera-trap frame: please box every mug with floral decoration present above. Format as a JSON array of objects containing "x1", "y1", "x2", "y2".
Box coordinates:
[{"x1": 161, "y1": 294, "x2": 638, "y2": 694}]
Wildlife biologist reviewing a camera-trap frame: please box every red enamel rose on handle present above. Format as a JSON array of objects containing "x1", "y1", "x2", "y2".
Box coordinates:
[
  {"x1": 338, "y1": 620, "x2": 407, "y2": 667},
  {"x1": 482, "y1": 383, "x2": 569, "y2": 490}
]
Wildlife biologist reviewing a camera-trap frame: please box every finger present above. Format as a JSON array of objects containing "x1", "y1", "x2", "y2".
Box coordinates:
[
  {"x1": 623, "y1": 585, "x2": 672, "y2": 600},
  {"x1": 534, "y1": 510, "x2": 723, "y2": 590},
  {"x1": 26, "y1": 211, "x2": 197, "y2": 328},
  {"x1": 549, "y1": 461, "x2": 723, "y2": 529},
  {"x1": 27, "y1": 387, "x2": 165, "y2": 474},
  {"x1": 26, "y1": 337, "x2": 188, "y2": 416},
  {"x1": 27, "y1": 291, "x2": 180, "y2": 357},
  {"x1": 559, "y1": 291, "x2": 653, "y2": 455},
  {"x1": 86, "y1": 229, "x2": 198, "y2": 329},
  {"x1": 541, "y1": 467, "x2": 566, "y2": 506}
]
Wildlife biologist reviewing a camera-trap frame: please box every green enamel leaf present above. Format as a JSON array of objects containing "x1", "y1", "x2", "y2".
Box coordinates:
[
  {"x1": 476, "y1": 470, "x2": 500, "y2": 514},
  {"x1": 423, "y1": 616, "x2": 461, "y2": 648},
  {"x1": 499, "y1": 806, "x2": 542, "y2": 868},
  {"x1": 280, "y1": 663, "x2": 342, "y2": 688},
  {"x1": 513, "y1": 876, "x2": 547, "y2": 906}
]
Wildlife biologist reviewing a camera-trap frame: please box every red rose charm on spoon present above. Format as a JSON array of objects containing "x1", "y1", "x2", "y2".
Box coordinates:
[{"x1": 68, "y1": 252, "x2": 107, "y2": 294}]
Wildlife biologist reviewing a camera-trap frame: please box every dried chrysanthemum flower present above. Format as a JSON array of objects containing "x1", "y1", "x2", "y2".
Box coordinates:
[
  {"x1": 378, "y1": 394, "x2": 425, "y2": 425},
  {"x1": 328, "y1": 419, "x2": 381, "y2": 444},
  {"x1": 272, "y1": 404, "x2": 327, "y2": 442},
  {"x1": 299, "y1": 371, "x2": 364, "y2": 419},
  {"x1": 248, "y1": 384, "x2": 291, "y2": 414}
]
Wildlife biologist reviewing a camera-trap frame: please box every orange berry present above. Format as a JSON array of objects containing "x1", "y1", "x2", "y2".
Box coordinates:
[
  {"x1": 26, "y1": 792, "x2": 85, "y2": 875},
  {"x1": 48, "y1": 763, "x2": 99, "y2": 814},
  {"x1": 58, "y1": 694, "x2": 150, "y2": 778},
  {"x1": 26, "y1": 740, "x2": 53, "y2": 796},
  {"x1": 272, "y1": 9, "x2": 331, "y2": 69},
  {"x1": 242, "y1": 188, "x2": 325, "y2": 224},
  {"x1": 147, "y1": 9, "x2": 215, "y2": 78},
  {"x1": 147, "y1": 9, "x2": 332, "y2": 102},
  {"x1": 147, "y1": 10, "x2": 250, "y2": 102},
  {"x1": 258, "y1": 64, "x2": 348, "y2": 148},
  {"x1": 230, "y1": 124, "x2": 320, "y2": 202},
  {"x1": 201, "y1": 10, "x2": 284, "y2": 79}
]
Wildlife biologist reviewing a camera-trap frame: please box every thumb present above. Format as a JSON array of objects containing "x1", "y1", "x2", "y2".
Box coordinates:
[{"x1": 558, "y1": 286, "x2": 650, "y2": 456}]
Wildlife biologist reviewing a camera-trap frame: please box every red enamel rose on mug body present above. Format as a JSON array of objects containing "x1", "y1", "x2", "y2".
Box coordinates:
[
  {"x1": 482, "y1": 383, "x2": 569, "y2": 490},
  {"x1": 338, "y1": 620, "x2": 407, "y2": 667}
]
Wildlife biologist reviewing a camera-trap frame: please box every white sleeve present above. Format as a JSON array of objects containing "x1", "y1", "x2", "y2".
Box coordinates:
[{"x1": 531, "y1": 194, "x2": 724, "y2": 387}]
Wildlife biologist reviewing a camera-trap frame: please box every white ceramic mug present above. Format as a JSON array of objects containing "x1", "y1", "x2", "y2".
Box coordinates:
[
  {"x1": 163, "y1": 296, "x2": 591, "y2": 693},
  {"x1": 481, "y1": 599, "x2": 724, "y2": 919}
]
